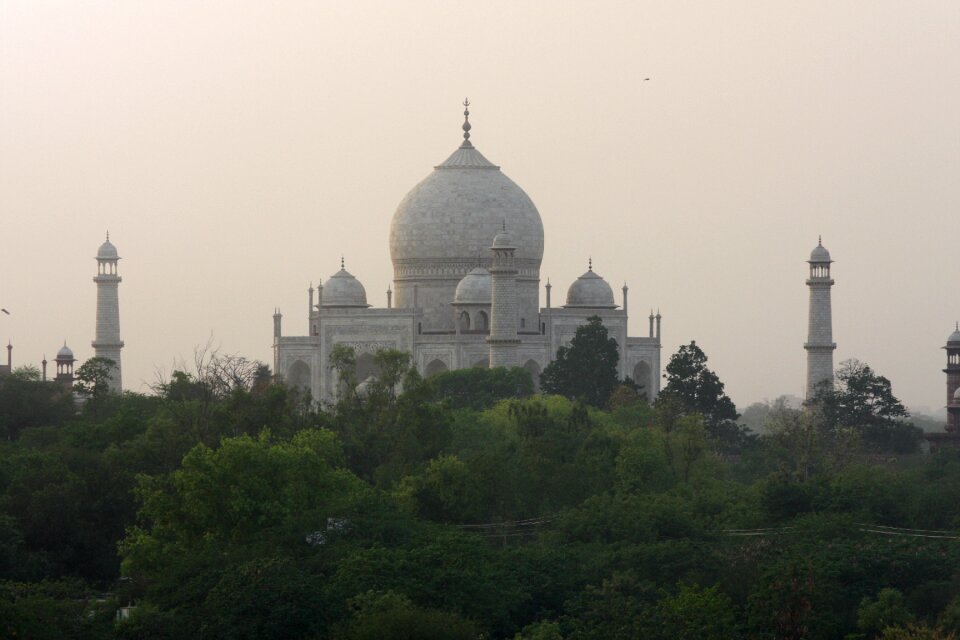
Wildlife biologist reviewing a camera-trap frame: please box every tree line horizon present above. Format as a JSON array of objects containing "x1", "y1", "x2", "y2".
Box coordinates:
[{"x1": 1, "y1": 315, "x2": 956, "y2": 639}]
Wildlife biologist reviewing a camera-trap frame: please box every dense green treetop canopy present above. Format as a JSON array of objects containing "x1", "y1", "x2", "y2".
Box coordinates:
[
  {"x1": 811, "y1": 359, "x2": 921, "y2": 453},
  {"x1": 0, "y1": 348, "x2": 957, "y2": 639},
  {"x1": 540, "y1": 316, "x2": 620, "y2": 407}
]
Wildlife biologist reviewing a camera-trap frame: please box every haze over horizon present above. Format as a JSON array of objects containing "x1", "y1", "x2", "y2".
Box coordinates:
[{"x1": 1, "y1": 2, "x2": 958, "y2": 415}]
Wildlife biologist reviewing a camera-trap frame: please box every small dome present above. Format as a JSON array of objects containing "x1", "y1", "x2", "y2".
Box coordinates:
[
  {"x1": 953, "y1": 387, "x2": 960, "y2": 401},
  {"x1": 321, "y1": 267, "x2": 369, "y2": 308},
  {"x1": 97, "y1": 239, "x2": 119, "y2": 260},
  {"x1": 389, "y1": 123, "x2": 544, "y2": 278},
  {"x1": 56, "y1": 344, "x2": 74, "y2": 359},
  {"x1": 809, "y1": 240, "x2": 832, "y2": 263},
  {"x1": 948, "y1": 326, "x2": 960, "y2": 344},
  {"x1": 454, "y1": 267, "x2": 492, "y2": 305},
  {"x1": 491, "y1": 228, "x2": 515, "y2": 249},
  {"x1": 565, "y1": 266, "x2": 617, "y2": 309}
]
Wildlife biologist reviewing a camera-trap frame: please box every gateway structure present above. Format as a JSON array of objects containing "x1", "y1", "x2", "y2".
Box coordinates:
[{"x1": 273, "y1": 103, "x2": 661, "y2": 401}]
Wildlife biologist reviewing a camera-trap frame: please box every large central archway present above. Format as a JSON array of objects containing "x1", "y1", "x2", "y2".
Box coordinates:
[{"x1": 356, "y1": 352, "x2": 378, "y2": 382}]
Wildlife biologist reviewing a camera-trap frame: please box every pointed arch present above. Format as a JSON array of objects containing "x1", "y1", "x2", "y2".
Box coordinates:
[
  {"x1": 287, "y1": 360, "x2": 311, "y2": 392},
  {"x1": 356, "y1": 352, "x2": 378, "y2": 383},
  {"x1": 425, "y1": 359, "x2": 448, "y2": 377},
  {"x1": 477, "y1": 310, "x2": 489, "y2": 330},
  {"x1": 459, "y1": 311, "x2": 471, "y2": 331},
  {"x1": 632, "y1": 361, "x2": 651, "y2": 396}
]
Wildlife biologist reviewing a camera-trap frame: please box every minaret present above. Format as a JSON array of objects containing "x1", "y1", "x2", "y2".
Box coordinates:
[
  {"x1": 487, "y1": 223, "x2": 520, "y2": 368},
  {"x1": 308, "y1": 283, "x2": 314, "y2": 333},
  {"x1": 273, "y1": 308, "x2": 282, "y2": 340},
  {"x1": 943, "y1": 325, "x2": 960, "y2": 432},
  {"x1": 805, "y1": 237, "x2": 836, "y2": 399},
  {"x1": 92, "y1": 233, "x2": 123, "y2": 392}
]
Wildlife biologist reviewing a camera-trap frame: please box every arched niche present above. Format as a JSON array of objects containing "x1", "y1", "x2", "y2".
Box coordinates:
[
  {"x1": 472, "y1": 357, "x2": 489, "y2": 369},
  {"x1": 477, "y1": 310, "x2": 489, "y2": 331},
  {"x1": 356, "y1": 352, "x2": 378, "y2": 383},
  {"x1": 632, "y1": 361, "x2": 651, "y2": 395},
  {"x1": 287, "y1": 360, "x2": 311, "y2": 392},
  {"x1": 459, "y1": 311, "x2": 471, "y2": 331},
  {"x1": 425, "y1": 359, "x2": 448, "y2": 377}
]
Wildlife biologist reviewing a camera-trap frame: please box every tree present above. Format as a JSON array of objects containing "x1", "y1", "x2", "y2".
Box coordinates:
[
  {"x1": 660, "y1": 341, "x2": 741, "y2": 446},
  {"x1": 337, "y1": 590, "x2": 481, "y2": 640},
  {"x1": 880, "y1": 624, "x2": 957, "y2": 640},
  {"x1": 813, "y1": 359, "x2": 921, "y2": 453},
  {"x1": 200, "y1": 557, "x2": 326, "y2": 640},
  {"x1": 192, "y1": 345, "x2": 267, "y2": 398},
  {"x1": 657, "y1": 582, "x2": 741, "y2": 640},
  {"x1": 540, "y1": 316, "x2": 619, "y2": 407},
  {"x1": 74, "y1": 357, "x2": 116, "y2": 407},
  {"x1": 0, "y1": 370, "x2": 74, "y2": 440},
  {"x1": 330, "y1": 344, "x2": 358, "y2": 400},
  {"x1": 119, "y1": 431, "x2": 364, "y2": 626},
  {"x1": 370, "y1": 349, "x2": 411, "y2": 396},
  {"x1": 668, "y1": 415, "x2": 709, "y2": 483},
  {"x1": 858, "y1": 588, "x2": 914, "y2": 638},
  {"x1": 428, "y1": 367, "x2": 534, "y2": 410}
]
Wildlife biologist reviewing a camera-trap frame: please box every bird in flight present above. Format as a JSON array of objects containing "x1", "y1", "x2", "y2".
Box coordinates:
[{"x1": 1, "y1": 309, "x2": 9, "y2": 315}]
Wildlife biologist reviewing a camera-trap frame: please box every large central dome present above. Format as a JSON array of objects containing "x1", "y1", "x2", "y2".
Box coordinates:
[
  {"x1": 389, "y1": 135, "x2": 544, "y2": 280},
  {"x1": 388, "y1": 107, "x2": 545, "y2": 331}
]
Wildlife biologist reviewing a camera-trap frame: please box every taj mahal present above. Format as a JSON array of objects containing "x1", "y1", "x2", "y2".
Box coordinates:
[{"x1": 272, "y1": 102, "x2": 662, "y2": 402}]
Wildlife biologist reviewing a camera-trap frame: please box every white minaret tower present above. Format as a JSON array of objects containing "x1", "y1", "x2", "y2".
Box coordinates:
[
  {"x1": 805, "y1": 237, "x2": 835, "y2": 399},
  {"x1": 487, "y1": 224, "x2": 520, "y2": 368},
  {"x1": 92, "y1": 233, "x2": 123, "y2": 392}
]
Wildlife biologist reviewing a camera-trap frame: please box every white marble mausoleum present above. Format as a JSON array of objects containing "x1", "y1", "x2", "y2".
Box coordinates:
[{"x1": 273, "y1": 103, "x2": 662, "y2": 402}]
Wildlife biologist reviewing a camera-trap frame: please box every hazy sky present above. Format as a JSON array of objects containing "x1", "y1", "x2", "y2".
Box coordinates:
[{"x1": 1, "y1": 2, "x2": 958, "y2": 414}]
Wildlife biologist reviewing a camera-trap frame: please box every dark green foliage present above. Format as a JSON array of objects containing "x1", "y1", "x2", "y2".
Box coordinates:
[
  {"x1": 813, "y1": 359, "x2": 922, "y2": 454},
  {"x1": 200, "y1": 557, "x2": 326, "y2": 640},
  {"x1": 74, "y1": 357, "x2": 116, "y2": 402},
  {"x1": 660, "y1": 341, "x2": 744, "y2": 447},
  {"x1": 657, "y1": 582, "x2": 741, "y2": 640},
  {"x1": 331, "y1": 365, "x2": 454, "y2": 485},
  {"x1": 858, "y1": 588, "x2": 915, "y2": 637},
  {"x1": 4, "y1": 347, "x2": 960, "y2": 639},
  {"x1": 336, "y1": 590, "x2": 481, "y2": 640},
  {"x1": 0, "y1": 369, "x2": 74, "y2": 440},
  {"x1": 540, "y1": 316, "x2": 620, "y2": 407},
  {"x1": 0, "y1": 579, "x2": 115, "y2": 639},
  {"x1": 428, "y1": 365, "x2": 534, "y2": 410}
]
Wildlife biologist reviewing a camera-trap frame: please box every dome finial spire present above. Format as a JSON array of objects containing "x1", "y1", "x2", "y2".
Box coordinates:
[
  {"x1": 818, "y1": 235, "x2": 822, "y2": 246},
  {"x1": 461, "y1": 98, "x2": 472, "y2": 147},
  {"x1": 106, "y1": 230, "x2": 110, "y2": 242},
  {"x1": 340, "y1": 255, "x2": 345, "y2": 270},
  {"x1": 588, "y1": 256, "x2": 593, "y2": 271}
]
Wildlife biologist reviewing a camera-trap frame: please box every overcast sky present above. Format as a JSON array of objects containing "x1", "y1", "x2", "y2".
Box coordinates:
[{"x1": 1, "y1": 1, "x2": 958, "y2": 414}]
